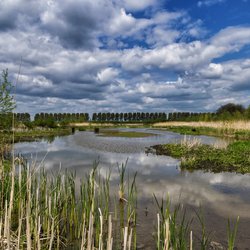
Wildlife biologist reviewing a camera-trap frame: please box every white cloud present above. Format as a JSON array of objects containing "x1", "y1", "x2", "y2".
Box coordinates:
[
  {"x1": 211, "y1": 26, "x2": 250, "y2": 49},
  {"x1": 120, "y1": 26, "x2": 250, "y2": 72},
  {"x1": 107, "y1": 8, "x2": 139, "y2": 35},
  {"x1": 97, "y1": 68, "x2": 120, "y2": 83},
  {"x1": 122, "y1": 0, "x2": 157, "y2": 11},
  {"x1": 146, "y1": 27, "x2": 180, "y2": 46},
  {"x1": 0, "y1": 0, "x2": 249, "y2": 114},
  {"x1": 199, "y1": 63, "x2": 224, "y2": 78},
  {"x1": 197, "y1": 0, "x2": 226, "y2": 7}
]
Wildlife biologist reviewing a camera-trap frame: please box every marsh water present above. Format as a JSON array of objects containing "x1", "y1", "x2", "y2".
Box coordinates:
[{"x1": 15, "y1": 128, "x2": 250, "y2": 249}]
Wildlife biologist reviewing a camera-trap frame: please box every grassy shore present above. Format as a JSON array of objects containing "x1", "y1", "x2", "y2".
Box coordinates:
[
  {"x1": 152, "y1": 139, "x2": 250, "y2": 173},
  {"x1": 0, "y1": 128, "x2": 71, "y2": 143}
]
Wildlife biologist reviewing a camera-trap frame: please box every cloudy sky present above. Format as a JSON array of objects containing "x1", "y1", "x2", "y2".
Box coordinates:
[{"x1": 0, "y1": 0, "x2": 250, "y2": 115}]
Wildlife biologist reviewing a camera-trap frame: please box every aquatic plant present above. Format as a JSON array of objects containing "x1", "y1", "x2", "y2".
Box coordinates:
[{"x1": 227, "y1": 216, "x2": 239, "y2": 250}]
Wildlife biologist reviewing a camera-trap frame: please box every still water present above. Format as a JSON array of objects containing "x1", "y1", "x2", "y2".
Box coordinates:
[{"x1": 14, "y1": 128, "x2": 250, "y2": 249}]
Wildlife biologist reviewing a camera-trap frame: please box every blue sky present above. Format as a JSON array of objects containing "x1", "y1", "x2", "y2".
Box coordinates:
[{"x1": 0, "y1": 0, "x2": 249, "y2": 115}]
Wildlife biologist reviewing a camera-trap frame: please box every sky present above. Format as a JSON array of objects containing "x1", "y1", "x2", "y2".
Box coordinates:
[{"x1": 0, "y1": 0, "x2": 250, "y2": 115}]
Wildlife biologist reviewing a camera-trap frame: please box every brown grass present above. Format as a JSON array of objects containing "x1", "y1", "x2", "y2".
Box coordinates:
[{"x1": 153, "y1": 121, "x2": 250, "y2": 131}]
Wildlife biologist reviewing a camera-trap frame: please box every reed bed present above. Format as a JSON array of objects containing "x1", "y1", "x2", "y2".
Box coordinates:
[
  {"x1": 153, "y1": 121, "x2": 250, "y2": 131},
  {"x1": 0, "y1": 159, "x2": 138, "y2": 249},
  {"x1": 0, "y1": 157, "x2": 239, "y2": 249},
  {"x1": 181, "y1": 135, "x2": 202, "y2": 149}
]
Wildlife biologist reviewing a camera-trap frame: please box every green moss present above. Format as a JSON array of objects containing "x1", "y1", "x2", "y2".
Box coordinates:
[{"x1": 153, "y1": 141, "x2": 250, "y2": 173}]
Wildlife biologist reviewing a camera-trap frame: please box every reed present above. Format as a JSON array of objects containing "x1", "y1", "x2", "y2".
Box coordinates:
[
  {"x1": 153, "y1": 121, "x2": 250, "y2": 131},
  {"x1": 181, "y1": 135, "x2": 201, "y2": 149},
  {"x1": 0, "y1": 157, "x2": 140, "y2": 249},
  {"x1": 154, "y1": 195, "x2": 199, "y2": 250},
  {"x1": 0, "y1": 157, "x2": 240, "y2": 249},
  {"x1": 227, "y1": 216, "x2": 239, "y2": 250}
]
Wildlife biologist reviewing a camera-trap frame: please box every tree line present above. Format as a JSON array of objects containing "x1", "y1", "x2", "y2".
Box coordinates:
[
  {"x1": 33, "y1": 113, "x2": 89, "y2": 128},
  {"x1": 0, "y1": 103, "x2": 249, "y2": 129},
  {"x1": 91, "y1": 112, "x2": 167, "y2": 122}
]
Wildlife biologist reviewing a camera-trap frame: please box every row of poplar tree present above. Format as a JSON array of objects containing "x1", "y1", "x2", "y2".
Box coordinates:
[
  {"x1": 2, "y1": 111, "x2": 244, "y2": 124},
  {"x1": 32, "y1": 111, "x2": 218, "y2": 122}
]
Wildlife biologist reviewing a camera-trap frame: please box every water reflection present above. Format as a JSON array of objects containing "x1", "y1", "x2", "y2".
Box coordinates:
[{"x1": 14, "y1": 129, "x2": 250, "y2": 248}]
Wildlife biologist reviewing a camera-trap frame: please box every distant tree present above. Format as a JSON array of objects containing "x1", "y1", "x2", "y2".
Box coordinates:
[
  {"x1": 85, "y1": 113, "x2": 89, "y2": 121},
  {"x1": 107, "y1": 112, "x2": 111, "y2": 121},
  {"x1": 216, "y1": 103, "x2": 245, "y2": 115},
  {"x1": 97, "y1": 112, "x2": 102, "y2": 121},
  {"x1": 58, "y1": 113, "x2": 62, "y2": 121},
  {"x1": 101, "y1": 113, "x2": 107, "y2": 122},
  {"x1": 162, "y1": 112, "x2": 167, "y2": 121},
  {"x1": 71, "y1": 113, "x2": 76, "y2": 121},
  {"x1": 128, "y1": 112, "x2": 132, "y2": 121},
  {"x1": 119, "y1": 113, "x2": 123, "y2": 122},
  {"x1": 246, "y1": 105, "x2": 250, "y2": 119},
  {"x1": 124, "y1": 113, "x2": 128, "y2": 121},
  {"x1": 154, "y1": 112, "x2": 158, "y2": 121},
  {"x1": 136, "y1": 112, "x2": 141, "y2": 121},
  {"x1": 132, "y1": 112, "x2": 137, "y2": 121},
  {"x1": 115, "y1": 113, "x2": 119, "y2": 121},
  {"x1": 92, "y1": 113, "x2": 97, "y2": 121}
]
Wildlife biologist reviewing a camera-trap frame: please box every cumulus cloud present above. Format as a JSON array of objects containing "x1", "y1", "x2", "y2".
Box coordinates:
[
  {"x1": 199, "y1": 63, "x2": 224, "y2": 78},
  {"x1": 0, "y1": 0, "x2": 43, "y2": 31},
  {"x1": 122, "y1": 0, "x2": 158, "y2": 11},
  {"x1": 97, "y1": 67, "x2": 120, "y2": 83},
  {"x1": 40, "y1": 0, "x2": 109, "y2": 49},
  {"x1": 0, "y1": 0, "x2": 249, "y2": 114}
]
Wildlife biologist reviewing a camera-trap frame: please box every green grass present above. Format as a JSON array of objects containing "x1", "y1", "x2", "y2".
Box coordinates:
[
  {"x1": 98, "y1": 129, "x2": 156, "y2": 138},
  {"x1": 0, "y1": 128, "x2": 71, "y2": 143},
  {"x1": 152, "y1": 141, "x2": 250, "y2": 173}
]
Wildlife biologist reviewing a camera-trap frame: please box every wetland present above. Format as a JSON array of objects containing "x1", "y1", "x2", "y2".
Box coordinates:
[{"x1": 12, "y1": 128, "x2": 250, "y2": 249}]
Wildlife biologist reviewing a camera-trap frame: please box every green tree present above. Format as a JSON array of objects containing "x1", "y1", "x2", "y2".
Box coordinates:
[
  {"x1": 216, "y1": 103, "x2": 245, "y2": 116},
  {"x1": 0, "y1": 69, "x2": 16, "y2": 129},
  {"x1": 0, "y1": 69, "x2": 15, "y2": 113},
  {"x1": 245, "y1": 105, "x2": 250, "y2": 119}
]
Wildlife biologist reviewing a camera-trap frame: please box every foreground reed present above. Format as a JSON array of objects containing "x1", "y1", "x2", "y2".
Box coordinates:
[
  {"x1": 0, "y1": 157, "x2": 239, "y2": 249},
  {"x1": 0, "y1": 159, "x2": 138, "y2": 249}
]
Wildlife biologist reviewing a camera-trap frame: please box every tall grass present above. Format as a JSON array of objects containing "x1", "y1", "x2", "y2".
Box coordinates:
[
  {"x1": 153, "y1": 121, "x2": 250, "y2": 131},
  {"x1": 181, "y1": 135, "x2": 201, "y2": 149},
  {"x1": 0, "y1": 154, "x2": 141, "y2": 250},
  {"x1": 0, "y1": 157, "x2": 240, "y2": 249},
  {"x1": 154, "y1": 195, "x2": 193, "y2": 250}
]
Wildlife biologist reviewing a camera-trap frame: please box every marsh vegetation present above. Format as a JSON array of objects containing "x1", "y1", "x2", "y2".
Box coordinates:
[
  {"x1": 0, "y1": 157, "x2": 241, "y2": 249},
  {"x1": 153, "y1": 137, "x2": 250, "y2": 173}
]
